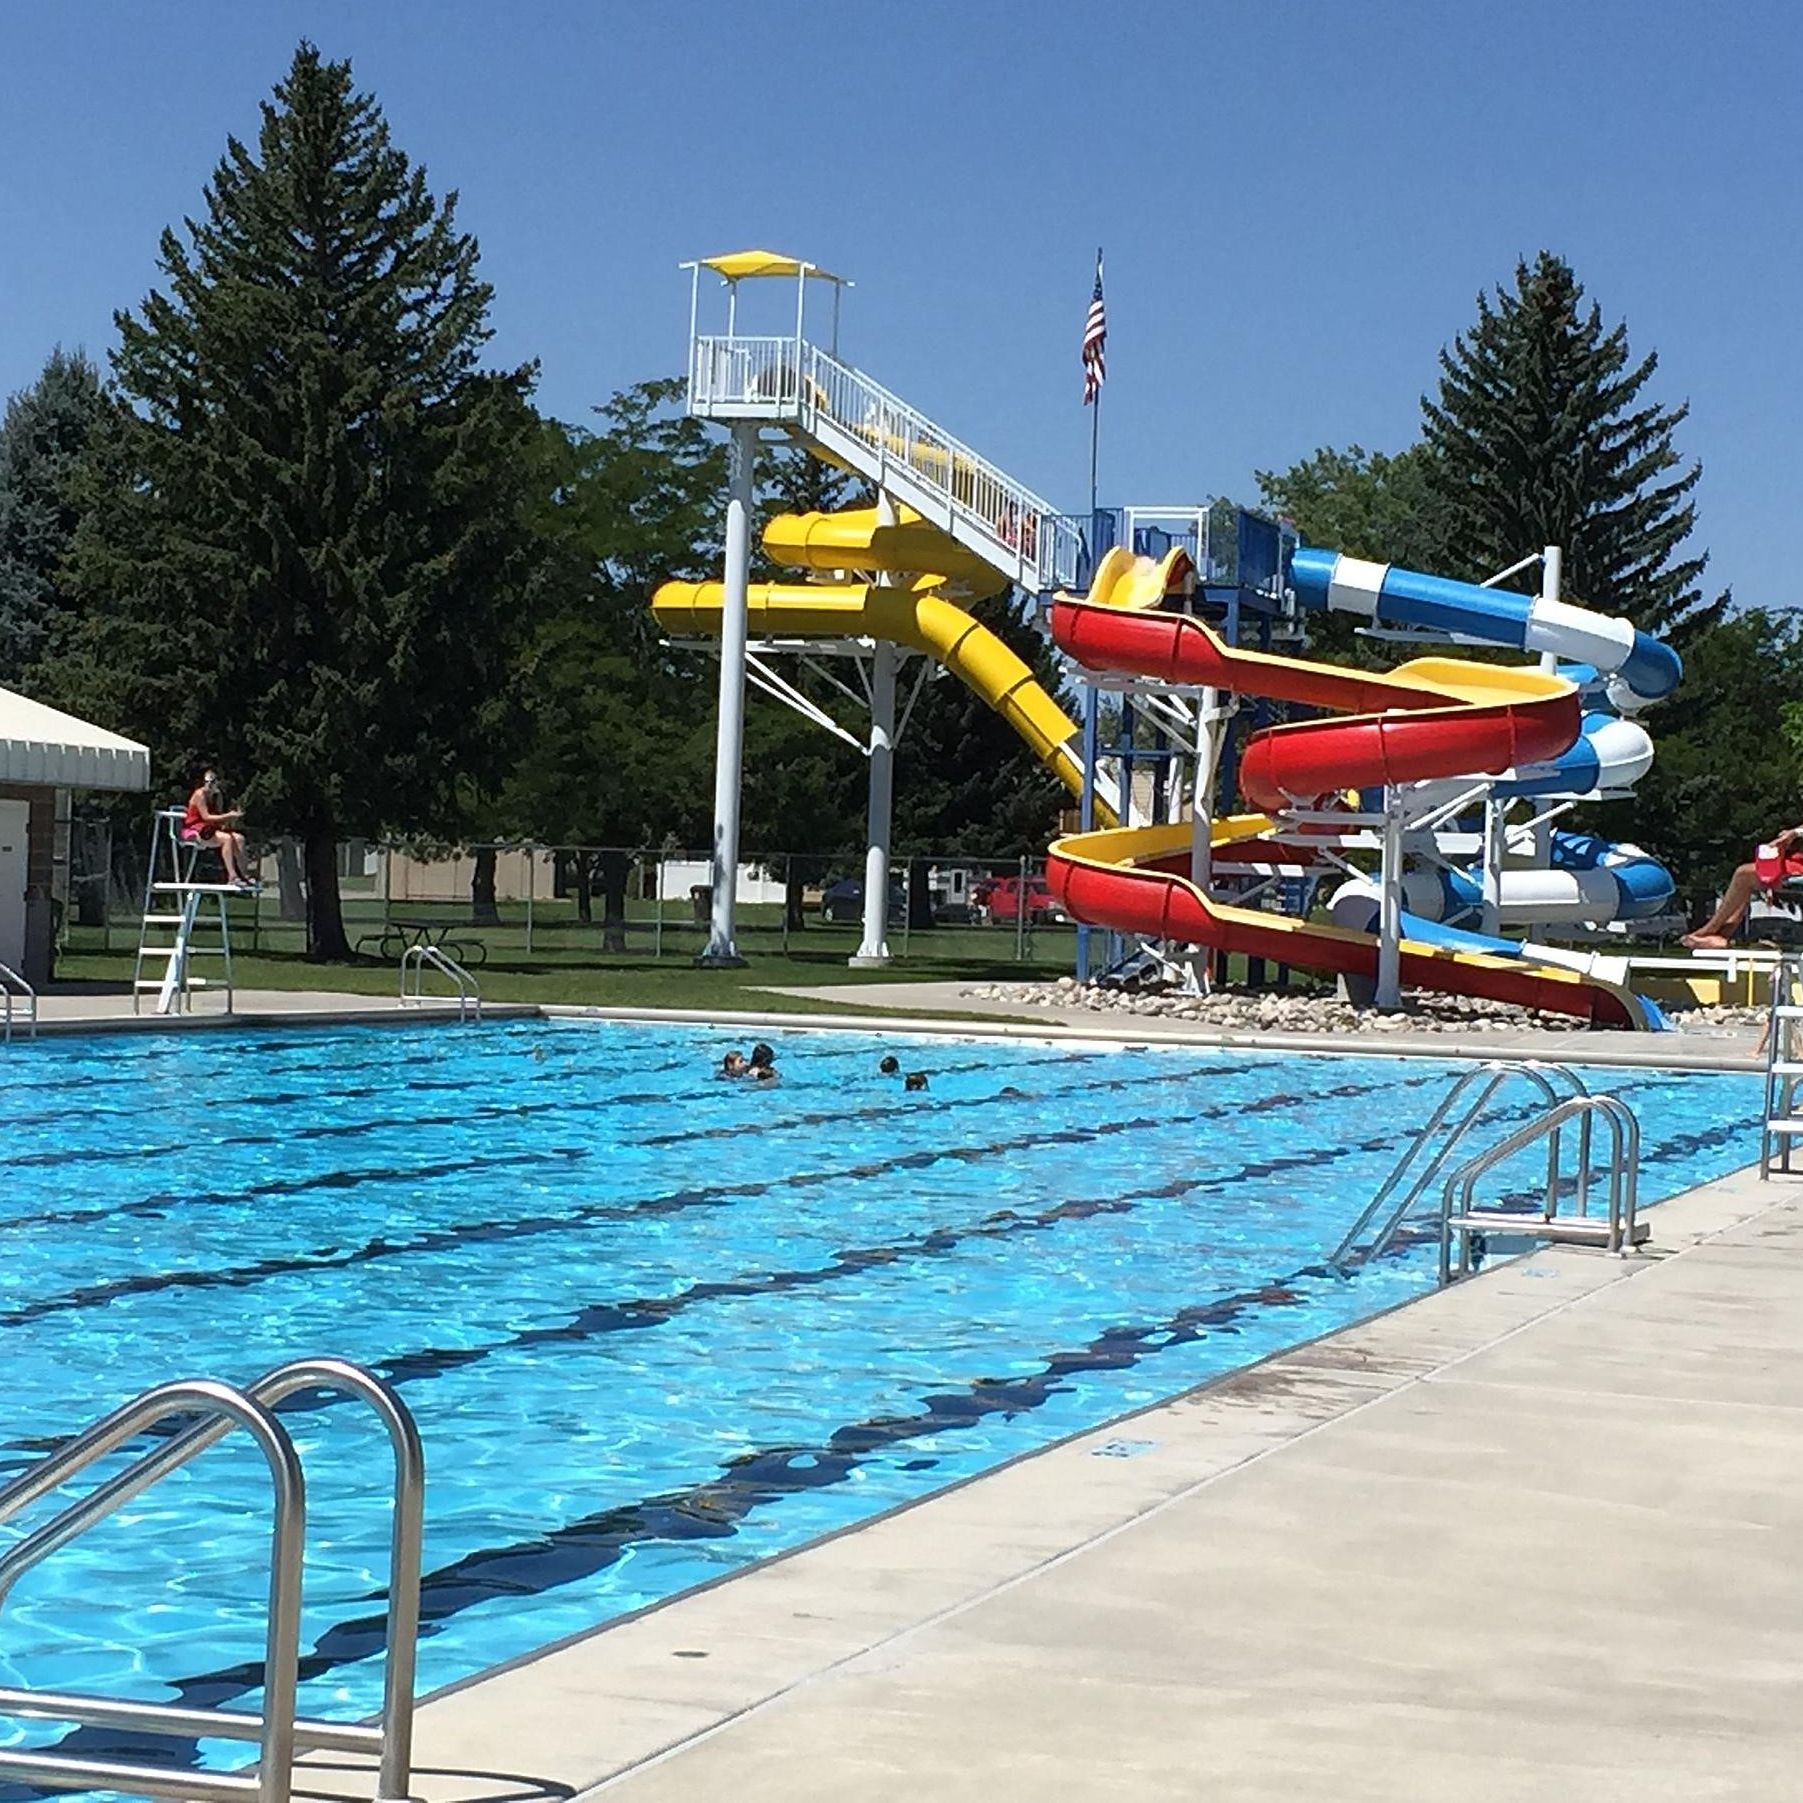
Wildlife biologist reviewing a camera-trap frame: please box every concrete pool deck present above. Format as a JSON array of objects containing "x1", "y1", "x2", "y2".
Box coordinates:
[{"x1": 286, "y1": 1161, "x2": 1803, "y2": 1803}]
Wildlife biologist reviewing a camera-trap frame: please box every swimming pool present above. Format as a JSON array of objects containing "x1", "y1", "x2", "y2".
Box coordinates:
[{"x1": 0, "y1": 1019, "x2": 1760, "y2": 1755}]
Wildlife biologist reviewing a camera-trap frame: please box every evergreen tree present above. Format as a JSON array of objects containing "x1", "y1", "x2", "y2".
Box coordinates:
[
  {"x1": 0, "y1": 348, "x2": 106, "y2": 688},
  {"x1": 1421, "y1": 252, "x2": 1716, "y2": 640},
  {"x1": 67, "y1": 43, "x2": 544, "y2": 957}
]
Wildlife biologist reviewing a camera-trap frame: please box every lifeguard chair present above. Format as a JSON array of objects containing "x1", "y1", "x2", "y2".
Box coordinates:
[{"x1": 131, "y1": 808, "x2": 242, "y2": 1014}]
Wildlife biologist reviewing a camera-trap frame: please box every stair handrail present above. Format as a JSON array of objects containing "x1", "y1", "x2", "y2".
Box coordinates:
[
  {"x1": 1436, "y1": 1094, "x2": 1640, "y2": 1284},
  {"x1": 1330, "y1": 1061, "x2": 1589, "y2": 1269},
  {"x1": 0, "y1": 958, "x2": 36, "y2": 1043},
  {"x1": 399, "y1": 941, "x2": 479, "y2": 1021},
  {"x1": 0, "y1": 1378, "x2": 306, "y2": 1803},
  {"x1": 0, "y1": 1357, "x2": 423, "y2": 1803},
  {"x1": 688, "y1": 331, "x2": 1082, "y2": 588}
]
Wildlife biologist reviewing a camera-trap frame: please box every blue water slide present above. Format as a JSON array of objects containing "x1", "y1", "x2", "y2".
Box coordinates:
[{"x1": 1288, "y1": 547, "x2": 1681, "y2": 702}]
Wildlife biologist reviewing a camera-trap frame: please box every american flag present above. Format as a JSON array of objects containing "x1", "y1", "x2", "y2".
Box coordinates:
[{"x1": 1082, "y1": 249, "x2": 1107, "y2": 404}]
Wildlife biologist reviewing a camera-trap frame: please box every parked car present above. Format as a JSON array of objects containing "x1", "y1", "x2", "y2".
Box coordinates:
[
  {"x1": 975, "y1": 875, "x2": 1065, "y2": 925},
  {"x1": 819, "y1": 876, "x2": 906, "y2": 925}
]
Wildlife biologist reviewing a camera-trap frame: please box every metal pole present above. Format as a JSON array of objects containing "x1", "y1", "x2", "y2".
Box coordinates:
[
  {"x1": 852, "y1": 492, "x2": 901, "y2": 968},
  {"x1": 1076, "y1": 679, "x2": 1099, "y2": 982},
  {"x1": 525, "y1": 845, "x2": 535, "y2": 955},
  {"x1": 700, "y1": 419, "x2": 757, "y2": 966},
  {"x1": 851, "y1": 638, "x2": 898, "y2": 967},
  {"x1": 654, "y1": 850, "x2": 664, "y2": 959},
  {"x1": 1480, "y1": 798, "x2": 1507, "y2": 935},
  {"x1": 1376, "y1": 792, "x2": 1404, "y2": 1011},
  {"x1": 1015, "y1": 853, "x2": 1028, "y2": 963},
  {"x1": 1538, "y1": 544, "x2": 1562, "y2": 675},
  {"x1": 781, "y1": 852, "x2": 791, "y2": 956},
  {"x1": 901, "y1": 856, "x2": 912, "y2": 958}
]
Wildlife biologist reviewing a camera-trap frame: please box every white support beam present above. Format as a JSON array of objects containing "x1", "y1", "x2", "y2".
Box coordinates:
[{"x1": 699, "y1": 420, "x2": 758, "y2": 967}]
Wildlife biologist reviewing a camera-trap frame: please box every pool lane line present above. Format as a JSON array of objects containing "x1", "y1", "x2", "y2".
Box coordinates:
[
  {"x1": 0, "y1": 1059, "x2": 1404, "y2": 1328},
  {"x1": 0, "y1": 1074, "x2": 1734, "y2": 1482},
  {"x1": 0, "y1": 1043, "x2": 1094, "y2": 1172},
  {"x1": 0, "y1": 1098, "x2": 1756, "y2": 1768},
  {"x1": 0, "y1": 1010, "x2": 999, "y2": 1110},
  {"x1": 5, "y1": 1222, "x2": 1413, "y2": 1772},
  {"x1": 0, "y1": 1050, "x2": 1235, "y2": 1250}
]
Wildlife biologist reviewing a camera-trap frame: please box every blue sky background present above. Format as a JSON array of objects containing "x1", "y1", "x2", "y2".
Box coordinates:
[{"x1": 4, "y1": 1, "x2": 1797, "y2": 609}]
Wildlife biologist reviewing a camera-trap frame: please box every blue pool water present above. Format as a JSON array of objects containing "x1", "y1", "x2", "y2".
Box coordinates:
[{"x1": 0, "y1": 1020, "x2": 1761, "y2": 1754}]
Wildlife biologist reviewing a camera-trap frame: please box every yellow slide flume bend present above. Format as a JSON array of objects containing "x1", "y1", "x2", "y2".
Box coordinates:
[{"x1": 653, "y1": 509, "x2": 1116, "y2": 826}]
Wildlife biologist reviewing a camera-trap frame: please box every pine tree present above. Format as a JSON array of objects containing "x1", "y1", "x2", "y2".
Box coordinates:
[
  {"x1": 68, "y1": 43, "x2": 544, "y2": 957},
  {"x1": 1420, "y1": 252, "x2": 1716, "y2": 640},
  {"x1": 0, "y1": 348, "x2": 106, "y2": 688}
]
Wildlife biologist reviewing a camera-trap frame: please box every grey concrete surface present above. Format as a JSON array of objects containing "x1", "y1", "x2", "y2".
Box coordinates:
[
  {"x1": 754, "y1": 980, "x2": 1763, "y2": 1071},
  {"x1": 288, "y1": 1164, "x2": 1802, "y2": 1803}
]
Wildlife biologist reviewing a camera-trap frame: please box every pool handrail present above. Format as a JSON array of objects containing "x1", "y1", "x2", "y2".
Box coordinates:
[
  {"x1": 399, "y1": 941, "x2": 480, "y2": 1020},
  {"x1": 0, "y1": 958, "x2": 37, "y2": 1043},
  {"x1": 1437, "y1": 1093, "x2": 1640, "y2": 1283},
  {"x1": 1330, "y1": 1061, "x2": 1589, "y2": 1269},
  {"x1": 0, "y1": 1358, "x2": 423, "y2": 1803}
]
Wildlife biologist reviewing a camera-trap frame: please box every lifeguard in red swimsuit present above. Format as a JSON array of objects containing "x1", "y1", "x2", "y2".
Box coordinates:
[
  {"x1": 181, "y1": 767, "x2": 251, "y2": 887},
  {"x1": 1682, "y1": 825, "x2": 1803, "y2": 949}
]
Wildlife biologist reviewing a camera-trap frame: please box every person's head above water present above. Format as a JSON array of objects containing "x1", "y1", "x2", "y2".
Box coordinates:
[
  {"x1": 721, "y1": 1050, "x2": 749, "y2": 1077},
  {"x1": 904, "y1": 1071, "x2": 928, "y2": 1092},
  {"x1": 749, "y1": 1042, "x2": 775, "y2": 1070},
  {"x1": 879, "y1": 1054, "x2": 900, "y2": 1075}
]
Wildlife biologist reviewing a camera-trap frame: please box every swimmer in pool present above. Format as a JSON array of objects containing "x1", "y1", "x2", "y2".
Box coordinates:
[
  {"x1": 904, "y1": 1071, "x2": 929, "y2": 1092},
  {"x1": 720, "y1": 1050, "x2": 749, "y2": 1078},
  {"x1": 879, "y1": 1054, "x2": 901, "y2": 1075}
]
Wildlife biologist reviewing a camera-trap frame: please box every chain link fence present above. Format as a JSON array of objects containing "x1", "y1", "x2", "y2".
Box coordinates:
[{"x1": 60, "y1": 826, "x2": 1076, "y2": 969}]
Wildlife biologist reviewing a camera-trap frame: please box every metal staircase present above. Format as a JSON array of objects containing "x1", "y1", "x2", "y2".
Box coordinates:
[
  {"x1": 1760, "y1": 951, "x2": 1803, "y2": 1176},
  {"x1": 0, "y1": 1357, "x2": 423, "y2": 1803},
  {"x1": 133, "y1": 808, "x2": 241, "y2": 1015},
  {"x1": 688, "y1": 334, "x2": 1084, "y2": 592}
]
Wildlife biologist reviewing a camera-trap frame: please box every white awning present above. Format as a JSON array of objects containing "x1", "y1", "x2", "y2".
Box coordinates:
[{"x1": 0, "y1": 686, "x2": 150, "y2": 791}]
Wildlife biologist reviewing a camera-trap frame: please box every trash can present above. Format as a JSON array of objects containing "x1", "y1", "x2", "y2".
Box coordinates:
[{"x1": 689, "y1": 884, "x2": 711, "y2": 925}]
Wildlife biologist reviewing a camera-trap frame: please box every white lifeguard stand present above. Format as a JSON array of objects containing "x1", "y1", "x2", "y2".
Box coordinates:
[{"x1": 132, "y1": 809, "x2": 239, "y2": 1014}]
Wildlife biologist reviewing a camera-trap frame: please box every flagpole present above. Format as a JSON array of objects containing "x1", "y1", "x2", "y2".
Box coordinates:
[{"x1": 1088, "y1": 385, "x2": 1100, "y2": 521}]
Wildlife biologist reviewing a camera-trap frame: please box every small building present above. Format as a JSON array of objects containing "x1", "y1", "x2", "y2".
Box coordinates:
[{"x1": 0, "y1": 687, "x2": 149, "y2": 985}]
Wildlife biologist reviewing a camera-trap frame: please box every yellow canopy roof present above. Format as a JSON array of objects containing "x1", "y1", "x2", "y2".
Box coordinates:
[{"x1": 700, "y1": 249, "x2": 846, "y2": 283}]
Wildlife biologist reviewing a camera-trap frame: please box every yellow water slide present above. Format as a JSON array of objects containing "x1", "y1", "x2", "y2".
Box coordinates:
[{"x1": 652, "y1": 505, "x2": 1118, "y2": 826}]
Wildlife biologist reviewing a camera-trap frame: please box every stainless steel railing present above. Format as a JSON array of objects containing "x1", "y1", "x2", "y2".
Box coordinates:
[
  {"x1": 0, "y1": 1358, "x2": 423, "y2": 1803},
  {"x1": 0, "y1": 958, "x2": 37, "y2": 1043},
  {"x1": 400, "y1": 942, "x2": 480, "y2": 1020},
  {"x1": 1436, "y1": 1094, "x2": 1641, "y2": 1284},
  {"x1": 1330, "y1": 1061, "x2": 1589, "y2": 1269},
  {"x1": 687, "y1": 332, "x2": 1084, "y2": 590}
]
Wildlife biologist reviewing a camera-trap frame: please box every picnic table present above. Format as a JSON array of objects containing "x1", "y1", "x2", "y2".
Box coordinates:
[{"x1": 356, "y1": 917, "x2": 489, "y2": 966}]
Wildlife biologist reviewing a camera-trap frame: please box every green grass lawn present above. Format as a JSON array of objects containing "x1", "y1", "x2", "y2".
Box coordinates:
[{"x1": 56, "y1": 904, "x2": 1088, "y2": 1015}]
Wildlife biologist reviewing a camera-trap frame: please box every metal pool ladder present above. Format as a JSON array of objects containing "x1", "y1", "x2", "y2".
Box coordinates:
[
  {"x1": 0, "y1": 958, "x2": 37, "y2": 1043},
  {"x1": 1436, "y1": 1093, "x2": 1644, "y2": 1283},
  {"x1": 399, "y1": 942, "x2": 480, "y2": 1020},
  {"x1": 0, "y1": 1358, "x2": 424, "y2": 1803},
  {"x1": 1330, "y1": 1061, "x2": 1590, "y2": 1269}
]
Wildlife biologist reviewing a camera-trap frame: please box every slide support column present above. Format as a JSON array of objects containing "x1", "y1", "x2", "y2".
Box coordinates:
[
  {"x1": 1375, "y1": 791, "x2": 1405, "y2": 1011},
  {"x1": 852, "y1": 493, "x2": 901, "y2": 967},
  {"x1": 1480, "y1": 797, "x2": 1508, "y2": 935},
  {"x1": 699, "y1": 420, "x2": 757, "y2": 967}
]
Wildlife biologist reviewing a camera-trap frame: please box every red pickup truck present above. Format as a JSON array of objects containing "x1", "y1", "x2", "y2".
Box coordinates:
[{"x1": 971, "y1": 875, "x2": 1066, "y2": 925}]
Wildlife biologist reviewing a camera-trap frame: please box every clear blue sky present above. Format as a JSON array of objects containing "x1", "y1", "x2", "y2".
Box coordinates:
[{"x1": 4, "y1": 1, "x2": 1798, "y2": 610}]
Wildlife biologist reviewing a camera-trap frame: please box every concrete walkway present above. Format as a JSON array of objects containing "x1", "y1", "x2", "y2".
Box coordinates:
[
  {"x1": 298, "y1": 1164, "x2": 1803, "y2": 1803},
  {"x1": 757, "y1": 979, "x2": 1763, "y2": 1070}
]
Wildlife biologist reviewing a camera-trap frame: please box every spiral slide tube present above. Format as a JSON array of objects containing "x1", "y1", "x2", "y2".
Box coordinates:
[{"x1": 1043, "y1": 548, "x2": 1656, "y2": 1029}]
